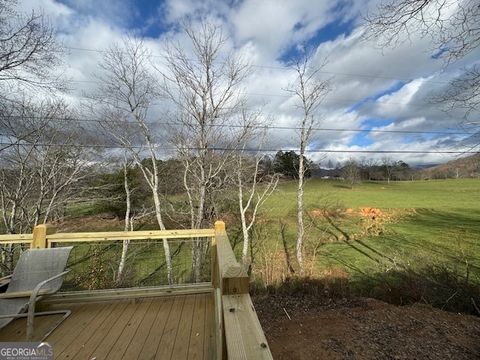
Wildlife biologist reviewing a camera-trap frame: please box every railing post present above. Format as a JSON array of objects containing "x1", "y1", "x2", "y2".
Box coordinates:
[
  {"x1": 214, "y1": 221, "x2": 227, "y2": 360},
  {"x1": 215, "y1": 220, "x2": 249, "y2": 295},
  {"x1": 212, "y1": 221, "x2": 225, "y2": 289},
  {"x1": 215, "y1": 220, "x2": 226, "y2": 234},
  {"x1": 31, "y1": 224, "x2": 56, "y2": 249}
]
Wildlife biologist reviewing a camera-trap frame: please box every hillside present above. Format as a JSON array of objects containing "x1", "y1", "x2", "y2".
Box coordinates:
[{"x1": 420, "y1": 154, "x2": 480, "y2": 179}]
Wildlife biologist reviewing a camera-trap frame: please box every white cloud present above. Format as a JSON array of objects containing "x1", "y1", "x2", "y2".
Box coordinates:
[{"x1": 10, "y1": 0, "x2": 479, "y2": 165}]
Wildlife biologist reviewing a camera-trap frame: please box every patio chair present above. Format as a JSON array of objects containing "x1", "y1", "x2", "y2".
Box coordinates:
[{"x1": 0, "y1": 246, "x2": 73, "y2": 341}]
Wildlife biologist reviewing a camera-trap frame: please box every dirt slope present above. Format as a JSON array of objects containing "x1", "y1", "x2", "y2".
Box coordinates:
[{"x1": 254, "y1": 295, "x2": 480, "y2": 359}]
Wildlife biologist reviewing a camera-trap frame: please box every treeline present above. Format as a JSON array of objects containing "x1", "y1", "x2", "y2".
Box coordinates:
[
  {"x1": 325, "y1": 158, "x2": 414, "y2": 183},
  {"x1": 328, "y1": 156, "x2": 480, "y2": 183}
]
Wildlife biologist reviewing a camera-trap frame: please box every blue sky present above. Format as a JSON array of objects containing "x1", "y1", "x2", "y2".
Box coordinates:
[{"x1": 19, "y1": 0, "x2": 480, "y2": 165}]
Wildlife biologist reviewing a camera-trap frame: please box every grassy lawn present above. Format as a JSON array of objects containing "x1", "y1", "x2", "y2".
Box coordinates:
[
  {"x1": 264, "y1": 179, "x2": 480, "y2": 214},
  {"x1": 258, "y1": 179, "x2": 480, "y2": 284}
]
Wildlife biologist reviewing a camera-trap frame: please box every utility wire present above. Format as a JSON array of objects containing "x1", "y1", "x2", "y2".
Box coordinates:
[
  {"x1": 0, "y1": 142, "x2": 477, "y2": 154},
  {"x1": 64, "y1": 46, "x2": 452, "y2": 85},
  {"x1": 0, "y1": 115, "x2": 473, "y2": 136},
  {"x1": 66, "y1": 80, "x2": 461, "y2": 110}
]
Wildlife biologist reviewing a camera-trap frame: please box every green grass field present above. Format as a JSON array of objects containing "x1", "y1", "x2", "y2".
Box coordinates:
[
  {"x1": 264, "y1": 178, "x2": 480, "y2": 213},
  {"x1": 255, "y1": 179, "x2": 480, "y2": 307}
]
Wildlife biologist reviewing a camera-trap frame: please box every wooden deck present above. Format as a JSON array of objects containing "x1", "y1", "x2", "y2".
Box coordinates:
[
  {"x1": 0, "y1": 222, "x2": 274, "y2": 359},
  {"x1": 0, "y1": 293, "x2": 214, "y2": 360}
]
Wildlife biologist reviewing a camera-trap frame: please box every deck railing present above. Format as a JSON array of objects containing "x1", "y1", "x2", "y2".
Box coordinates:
[
  {"x1": 212, "y1": 221, "x2": 273, "y2": 360},
  {"x1": 1, "y1": 225, "x2": 215, "y2": 288},
  {"x1": 0, "y1": 221, "x2": 272, "y2": 359}
]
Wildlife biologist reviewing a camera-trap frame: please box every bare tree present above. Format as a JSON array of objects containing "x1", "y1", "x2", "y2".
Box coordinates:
[
  {"x1": 342, "y1": 158, "x2": 360, "y2": 188},
  {"x1": 116, "y1": 152, "x2": 132, "y2": 285},
  {"x1": 234, "y1": 118, "x2": 279, "y2": 267},
  {"x1": 287, "y1": 55, "x2": 330, "y2": 274},
  {"x1": 236, "y1": 155, "x2": 279, "y2": 267},
  {"x1": 159, "y1": 22, "x2": 251, "y2": 282},
  {"x1": 382, "y1": 156, "x2": 394, "y2": 184},
  {"x1": 365, "y1": 0, "x2": 480, "y2": 130},
  {"x1": 361, "y1": 158, "x2": 378, "y2": 181},
  {"x1": 0, "y1": 0, "x2": 64, "y2": 96},
  {"x1": 91, "y1": 36, "x2": 174, "y2": 284},
  {"x1": 0, "y1": 100, "x2": 50, "y2": 152},
  {"x1": 365, "y1": 0, "x2": 479, "y2": 62},
  {"x1": 0, "y1": 99, "x2": 91, "y2": 233},
  {"x1": 437, "y1": 66, "x2": 480, "y2": 126},
  {"x1": 0, "y1": 100, "x2": 92, "y2": 272}
]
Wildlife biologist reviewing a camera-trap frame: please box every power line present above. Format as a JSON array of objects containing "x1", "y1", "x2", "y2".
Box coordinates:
[
  {"x1": 0, "y1": 115, "x2": 473, "y2": 136},
  {"x1": 66, "y1": 80, "x2": 457, "y2": 110},
  {"x1": 0, "y1": 141, "x2": 477, "y2": 154},
  {"x1": 64, "y1": 45, "x2": 452, "y2": 85}
]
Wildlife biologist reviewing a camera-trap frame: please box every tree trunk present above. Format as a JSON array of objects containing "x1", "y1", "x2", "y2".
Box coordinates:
[
  {"x1": 280, "y1": 221, "x2": 295, "y2": 275},
  {"x1": 116, "y1": 161, "x2": 131, "y2": 285},
  {"x1": 239, "y1": 188, "x2": 250, "y2": 265},
  {"x1": 296, "y1": 149, "x2": 305, "y2": 274},
  {"x1": 192, "y1": 170, "x2": 207, "y2": 283},
  {"x1": 152, "y1": 189, "x2": 173, "y2": 285}
]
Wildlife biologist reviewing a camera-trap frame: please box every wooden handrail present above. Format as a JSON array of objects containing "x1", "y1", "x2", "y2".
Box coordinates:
[
  {"x1": 47, "y1": 229, "x2": 215, "y2": 243},
  {"x1": 0, "y1": 227, "x2": 215, "y2": 248},
  {"x1": 222, "y1": 294, "x2": 273, "y2": 360},
  {"x1": 0, "y1": 234, "x2": 33, "y2": 244},
  {"x1": 214, "y1": 221, "x2": 249, "y2": 295},
  {"x1": 213, "y1": 221, "x2": 273, "y2": 360}
]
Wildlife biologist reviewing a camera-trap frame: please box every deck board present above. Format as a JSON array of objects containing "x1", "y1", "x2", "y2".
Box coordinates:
[
  {"x1": 56, "y1": 302, "x2": 117, "y2": 360},
  {"x1": 106, "y1": 299, "x2": 153, "y2": 359},
  {"x1": 71, "y1": 301, "x2": 130, "y2": 360},
  {"x1": 122, "y1": 298, "x2": 162, "y2": 360},
  {"x1": 171, "y1": 295, "x2": 196, "y2": 359},
  {"x1": 0, "y1": 293, "x2": 214, "y2": 360},
  {"x1": 155, "y1": 295, "x2": 186, "y2": 359},
  {"x1": 137, "y1": 296, "x2": 174, "y2": 360},
  {"x1": 204, "y1": 292, "x2": 215, "y2": 360},
  {"x1": 49, "y1": 303, "x2": 105, "y2": 354},
  {"x1": 188, "y1": 294, "x2": 207, "y2": 360},
  {"x1": 87, "y1": 300, "x2": 139, "y2": 359}
]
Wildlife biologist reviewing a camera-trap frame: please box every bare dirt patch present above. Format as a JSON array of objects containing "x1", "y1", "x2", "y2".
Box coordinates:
[
  {"x1": 360, "y1": 207, "x2": 383, "y2": 219},
  {"x1": 254, "y1": 295, "x2": 480, "y2": 359}
]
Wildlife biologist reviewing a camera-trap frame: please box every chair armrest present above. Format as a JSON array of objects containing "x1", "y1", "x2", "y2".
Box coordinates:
[
  {"x1": 29, "y1": 270, "x2": 71, "y2": 303},
  {"x1": 0, "y1": 275, "x2": 12, "y2": 282},
  {"x1": 0, "y1": 275, "x2": 12, "y2": 292},
  {"x1": 0, "y1": 289, "x2": 52, "y2": 299},
  {"x1": 0, "y1": 270, "x2": 70, "y2": 299}
]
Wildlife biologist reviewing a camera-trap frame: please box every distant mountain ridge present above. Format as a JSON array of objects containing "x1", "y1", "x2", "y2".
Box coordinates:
[{"x1": 419, "y1": 154, "x2": 480, "y2": 178}]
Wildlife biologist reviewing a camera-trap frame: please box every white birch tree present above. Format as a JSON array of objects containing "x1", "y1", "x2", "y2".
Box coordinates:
[
  {"x1": 116, "y1": 152, "x2": 132, "y2": 285},
  {"x1": 232, "y1": 110, "x2": 279, "y2": 267},
  {"x1": 0, "y1": 99, "x2": 91, "y2": 234},
  {"x1": 287, "y1": 56, "x2": 330, "y2": 274},
  {"x1": 159, "y1": 22, "x2": 251, "y2": 282},
  {"x1": 236, "y1": 153, "x2": 279, "y2": 267},
  {"x1": 0, "y1": 100, "x2": 92, "y2": 273},
  {"x1": 92, "y1": 36, "x2": 174, "y2": 284}
]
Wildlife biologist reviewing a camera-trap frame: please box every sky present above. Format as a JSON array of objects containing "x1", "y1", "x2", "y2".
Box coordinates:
[{"x1": 17, "y1": 0, "x2": 480, "y2": 166}]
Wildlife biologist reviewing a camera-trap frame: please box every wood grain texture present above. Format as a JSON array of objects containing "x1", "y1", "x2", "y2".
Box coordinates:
[
  {"x1": 222, "y1": 294, "x2": 273, "y2": 360},
  {"x1": 0, "y1": 294, "x2": 214, "y2": 360}
]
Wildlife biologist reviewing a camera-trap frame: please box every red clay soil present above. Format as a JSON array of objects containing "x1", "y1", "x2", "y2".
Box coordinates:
[{"x1": 253, "y1": 295, "x2": 480, "y2": 359}]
